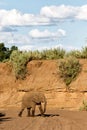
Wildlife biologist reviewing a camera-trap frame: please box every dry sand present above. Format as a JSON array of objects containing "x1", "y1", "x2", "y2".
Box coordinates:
[{"x1": 0, "y1": 108, "x2": 87, "y2": 130}]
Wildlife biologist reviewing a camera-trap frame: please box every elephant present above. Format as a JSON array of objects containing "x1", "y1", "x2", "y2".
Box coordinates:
[{"x1": 18, "y1": 91, "x2": 47, "y2": 117}]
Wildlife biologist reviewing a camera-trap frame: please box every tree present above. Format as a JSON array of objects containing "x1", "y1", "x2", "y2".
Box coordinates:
[
  {"x1": 10, "y1": 46, "x2": 18, "y2": 52},
  {"x1": 0, "y1": 43, "x2": 18, "y2": 62},
  {"x1": 0, "y1": 43, "x2": 9, "y2": 61}
]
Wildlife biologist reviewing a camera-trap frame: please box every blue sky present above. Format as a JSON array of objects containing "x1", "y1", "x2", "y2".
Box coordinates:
[{"x1": 0, "y1": 0, "x2": 87, "y2": 51}]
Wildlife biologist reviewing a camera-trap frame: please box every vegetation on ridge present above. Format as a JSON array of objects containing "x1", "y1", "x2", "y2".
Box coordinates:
[
  {"x1": 58, "y1": 56, "x2": 82, "y2": 87},
  {"x1": 0, "y1": 43, "x2": 83, "y2": 84}
]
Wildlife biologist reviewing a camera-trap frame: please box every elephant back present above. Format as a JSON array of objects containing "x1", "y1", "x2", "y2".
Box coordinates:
[{"x1": 23, "y1": 92, "x2": 46, "y2": 104}]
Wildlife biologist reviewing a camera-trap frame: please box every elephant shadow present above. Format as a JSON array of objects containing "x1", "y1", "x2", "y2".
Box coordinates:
[
  {"x1": 36, "y1": 113, "x2": 59, "y2": 117},
  {"x1": 0, "y1": 113, "x2": 12, "y2": 123}
]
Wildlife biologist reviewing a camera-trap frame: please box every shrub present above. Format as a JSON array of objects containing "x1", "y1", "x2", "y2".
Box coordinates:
[
  {"x1": 10, "y1": 50, "x2": 30, "y2": 80},
  {"x1": 26, "y1": 48, "x2": 66, "y2": 60},
  {"x1": 30, "y1": 50, "x2": 42, "y2": 60},
  {"x1": 42, "y1": 48, "x2": 66, "y2": 59},
  {"x1": 80, "y1": 100, "x2": 87, "y2": 111},
  {"x1": 58, "y1": 56, "x2": 82, "y2": 87},
  {"x1": 81, "y1": 46, "x2": 87, "y2": 58},
  {"x1": 66, "y1": 50, "x2": 82, "y2": 58}
]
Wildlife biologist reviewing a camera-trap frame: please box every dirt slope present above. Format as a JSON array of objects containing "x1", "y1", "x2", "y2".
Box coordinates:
[
  {"x1": 0, "y1": 59, "x2": 87, "y2": 109},
  {"x1": 1, "y1": 108, "x2": 87, "y2": 130},
  {"x1": 1, "y1": 59, "x2": 87, "y2": 130}
]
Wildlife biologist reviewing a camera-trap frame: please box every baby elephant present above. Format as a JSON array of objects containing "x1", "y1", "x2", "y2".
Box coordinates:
[{"x1": 18, "y1": 91, "x2": 47, "y2": 117}]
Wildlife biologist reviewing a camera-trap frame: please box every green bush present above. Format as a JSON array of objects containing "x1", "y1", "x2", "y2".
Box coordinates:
[
  {"x1": 66, "y1": 50, "x2": 82, "y2": 58},
  {"x1": 81, "y1": 47, "x2": 87, "y2": 58},
  {"x1": 10, "y1": 50, "x2": 30, "y2": 80},
  {"x1": 41, "y1": 48, "x2": 66, "y2": 59},
  {"x1": 58, "y1": 56, "x2": 82, "y2": 87},
  {"x1": 80, "y1": 100, "x2": 87, "y2": 111},
  {"x1": 25, "y1": 48, "x2": 66, "y2": 60},
  {"x1": 29, "y1": 50, "x2": 42, "y2": 60}
]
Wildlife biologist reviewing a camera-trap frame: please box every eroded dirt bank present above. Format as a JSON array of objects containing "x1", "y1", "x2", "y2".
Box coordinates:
[
  {"x1": 1, "y1": 60, "x2": 87, "y2": 130},
  {"x1": 0, "y1": 60, "x2": 87, "y2": 109}
]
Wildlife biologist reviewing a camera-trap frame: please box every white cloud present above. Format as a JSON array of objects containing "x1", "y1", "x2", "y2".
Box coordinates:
[
  {"x1": 29, "y1": 29, "x2": 52, "y2": 38},
  {"x1": 0, "y1": 9, "x2": 21, "y2": 26},
  {"x1": 40, "y1": 5, "x2": 78, "y2": 19},
  {"x1": 75, "y1": 5, "x2": 87, "y2": 20},
  {"x1": 0, "y1": 9, "x2": 50, "y2": 27},
  {"x1": 0, "y1": 32, "x2": 31, "y2": 46},
  {"x1": 29, "y1": 29, "x2": 66, "y2": 40},
  {"x1": 19, "y1": 45, "x2": 34, "y2": 51},
  {"x1": 0, "y1": 32, "x2": 11, "y2": 43},
  {"x1": 0, "y1": 4, "x2": 87, "y2": 51},
  {"x1": 32, "y1": 43, "x2": 63, "y2": 51},
  {"x1": 0, "y1": 28, "x2": 66, "y2": 51},
  {"x1": 41, "y1": 5, "x2": 87, "y2": 21},
  {"x1": 0, "y1": 5, "x2": 87, "y2": 28}
]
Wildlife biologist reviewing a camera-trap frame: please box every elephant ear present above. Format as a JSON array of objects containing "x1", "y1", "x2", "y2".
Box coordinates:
[
  {"x1": 30, "y1": 92, "x2": 45, "y2": 104},
  {"x1": 32, "y1": 93, "x2": 40, "y2": 103}
]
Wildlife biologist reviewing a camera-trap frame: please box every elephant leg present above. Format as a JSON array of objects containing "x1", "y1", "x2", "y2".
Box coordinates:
[
  {"x1": 31, "y1": 105, "x2": 36, "y2": 117},
  {"x1": 18, "y1": 108, "x2": 25, "y2": 117},
  {"x1": 38, "y1": 104, "x2": 44, "y2": 115},
  {"x1": 27, "y1": 108, "x2": 31, "y2": 117}
]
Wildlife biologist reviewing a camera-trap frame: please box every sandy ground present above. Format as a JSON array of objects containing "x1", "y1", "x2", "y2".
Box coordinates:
[{"x1": 0, "y1": 108, "x2": 87, "y2": 130}]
